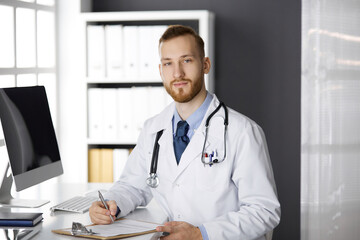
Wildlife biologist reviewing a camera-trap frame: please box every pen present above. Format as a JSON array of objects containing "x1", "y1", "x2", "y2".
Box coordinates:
[{"x1": 98, "y1": 191, "x2": 115, "y2": 223}]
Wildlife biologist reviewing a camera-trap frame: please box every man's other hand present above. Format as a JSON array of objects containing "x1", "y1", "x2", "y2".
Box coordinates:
[{"x1": 156, "y1": 221, "x2": 202, "y2": 240}]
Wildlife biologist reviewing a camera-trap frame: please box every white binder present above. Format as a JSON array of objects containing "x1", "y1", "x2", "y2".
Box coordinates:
[
  {"x1": 113, "y1": 148, "x2": 129, "y2": 182},
  {"x1": 88, "y1": 88, "x2": 104, "y2": 139},
  {"x1": 117, "y1": 88, "x2": 133, "y2": 142},
  {"x1": 150, "y1": 26, "x2": 167, "y2": 81},
  {"x1": 123, "y1": 26, "x2": 139, "y2": 81},
  {"x1": 148, "y1": 87, "x2": 166, "y2": 118},
  {"x1": 131, "y1": 87, "x2": 149, "y2": 141},
  {"x1": 87, "y1": 25, "x2": 105, "y2": 78},
  {"x1": 105, "y1": 25, "x2": 124, "y2": 78},
  {"x1": 139, "y1": 25, "x2": 167, "y2": 82},
  {"x1": 102, "y1": 88, "x2": 117, "y2": 140}
]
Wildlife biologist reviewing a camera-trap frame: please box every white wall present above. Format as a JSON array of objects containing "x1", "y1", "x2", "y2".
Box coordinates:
[{"x1": 57, "y1": 0, "x2": 87, "y2": 183}]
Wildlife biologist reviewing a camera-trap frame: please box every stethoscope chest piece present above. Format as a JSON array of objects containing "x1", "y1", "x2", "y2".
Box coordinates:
[{"x1": 146, "y1": 173, "x2": 159, "y2": 188}]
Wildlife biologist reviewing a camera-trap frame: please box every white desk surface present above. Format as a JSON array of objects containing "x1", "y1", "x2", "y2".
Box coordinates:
[{"x1": 0, "y1": 182, "x2": 167, "y2": 240}]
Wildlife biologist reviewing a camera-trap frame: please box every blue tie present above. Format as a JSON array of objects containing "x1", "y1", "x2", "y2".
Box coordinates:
[{"x1": 174, "y1": 121, "x2": 190, "y2": 164}]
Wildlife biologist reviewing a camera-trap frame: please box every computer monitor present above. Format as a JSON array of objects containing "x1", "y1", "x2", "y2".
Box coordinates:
[{"x1": 0, "y1": 86, "x2": 63, "y2": 208}]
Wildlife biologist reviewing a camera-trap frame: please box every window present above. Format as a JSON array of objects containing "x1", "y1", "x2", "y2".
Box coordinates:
[{"x1": 0, "y1": 0, "x2": 57, "y2": 127}]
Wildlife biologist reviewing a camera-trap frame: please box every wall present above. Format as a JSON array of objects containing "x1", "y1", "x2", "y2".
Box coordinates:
[
  {"x1": 91, "y1": 0, "x2": 301, "y2": 239},
  {"x1": 57, "y1": 0, "x2": 87, "y2": 183}
]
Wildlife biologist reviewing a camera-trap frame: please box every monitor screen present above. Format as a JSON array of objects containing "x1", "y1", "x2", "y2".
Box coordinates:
[{"x1": 0, "y1": 86, "x2": 63, "y2": 193}]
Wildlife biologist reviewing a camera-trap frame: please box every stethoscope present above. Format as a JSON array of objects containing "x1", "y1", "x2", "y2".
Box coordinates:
[{"x1": 146, "y1": 102, "x2": 228, "y2": 188}]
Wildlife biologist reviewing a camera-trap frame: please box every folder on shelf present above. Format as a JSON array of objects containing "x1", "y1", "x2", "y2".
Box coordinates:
[
  {"x1": 87, "y1": 25, "x2": 106, "y2": 78},
  {"x1": 100, "y1": 149, "x2": 113, "y2": 183},
  {"x1": 88, "y1": 148, "x2": 101, "y2": 182},
  {"x1": 102, "y1": 88, "x2": 117, "y2": 140},
  {"x1": 105, "y1": 25, "x2": 124, "y2": 78},
  {"x1": 150, "y1": 25, "x2": 167, "y2": 81},
  {"x1": 88, "y1": 88, "x2": 104, "y2": 139},
  {"x1": 131, "y1": 87, "x2": 149, "y2": 141},
  {"x1": 148, "y1": 86, "x2": 166, "y2": 118},
  {"x1": 113, "y1": 149, "x2": 129, "y2": 182},
  {"x1": 138, "y1": 26, "x2": 154, "y2": 81},
  {"x1": 116, "y1": 88, "x2": 133, "y2": 142},
  {"x1": 89, "y1": 148, "x2": 114, "y2": 183},
  {"x1": 139, "y1": 25, "x2": 167, "y2": 82},
  {"x1": 123, "y1": 26, "x2": 139, "y2": 81},
  {"x1": 52, "y1": 218, "x2": 160, "y2": 239}
]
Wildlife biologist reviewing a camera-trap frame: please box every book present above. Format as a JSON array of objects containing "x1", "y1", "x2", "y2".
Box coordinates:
[{"x1": 0, "y1": 212, "x2": 43, "y2": 227}]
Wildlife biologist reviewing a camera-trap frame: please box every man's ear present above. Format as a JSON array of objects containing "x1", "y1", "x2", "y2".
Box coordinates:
[{"x1": 203, "y1": 57, "x2": 211, "y2": 74}]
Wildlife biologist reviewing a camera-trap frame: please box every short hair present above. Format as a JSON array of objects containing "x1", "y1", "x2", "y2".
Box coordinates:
[{"x1": 159, "y1": 25, "x2": 205, "y2": 58}]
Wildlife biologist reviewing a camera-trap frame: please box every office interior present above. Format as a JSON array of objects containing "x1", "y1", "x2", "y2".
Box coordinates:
[{"x1": 0, "y1": 0, "x2": 359, "y2": 239}]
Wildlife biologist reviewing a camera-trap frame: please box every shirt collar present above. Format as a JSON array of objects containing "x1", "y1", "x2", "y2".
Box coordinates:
[{"x1": 173, "y1": 92, "x2": 213, "y2": 138}]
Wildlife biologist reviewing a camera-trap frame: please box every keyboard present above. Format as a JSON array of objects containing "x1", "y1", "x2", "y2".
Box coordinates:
[{"x1": 50, "y1": 196, "x2": 98, "y2": 213}]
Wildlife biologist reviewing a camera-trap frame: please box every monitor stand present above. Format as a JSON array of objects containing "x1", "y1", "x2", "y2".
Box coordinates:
[{"x1": 0, "y1": 164, "x2": 49, "y2": 208}]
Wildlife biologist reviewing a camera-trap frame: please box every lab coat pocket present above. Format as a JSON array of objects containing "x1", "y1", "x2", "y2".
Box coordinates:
[{"x1": 195, "y1": 138, "x2": 228, "y2": 192}]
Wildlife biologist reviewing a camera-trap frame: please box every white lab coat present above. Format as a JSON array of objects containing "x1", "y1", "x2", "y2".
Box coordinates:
[{"x1": 105, "y1": 94, "x2": 280, "y2": 240}]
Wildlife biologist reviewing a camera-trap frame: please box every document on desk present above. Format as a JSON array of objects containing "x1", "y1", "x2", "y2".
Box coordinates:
[
  {"x1": 89, "y1": 219, "x2": 159, "y2": 237},
  {"x1": 52, "y1": 218, "x2": 161, "y2": 239}
]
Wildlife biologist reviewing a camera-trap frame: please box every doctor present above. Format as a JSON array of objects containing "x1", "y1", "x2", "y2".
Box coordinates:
[{"x1": 89, "y1": 25, "x2": 280, "y2": 240}]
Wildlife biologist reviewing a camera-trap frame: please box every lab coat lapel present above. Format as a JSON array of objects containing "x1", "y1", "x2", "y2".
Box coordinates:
[
  {"x1": 172, "y1": 94, "x2": 224, "y2": 180},
  {"x1": 157, "y1": 119, "x2": 178, "y2": 182},
  {"x1": 153, "y1": 94, "x2": 225, "y2": 182},
  {"x1": 174, "y1": 129, "x2": 208, "y2": 177}
]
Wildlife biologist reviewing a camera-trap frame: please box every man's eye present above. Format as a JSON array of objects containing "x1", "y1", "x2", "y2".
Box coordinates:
[
  {"x1": 163, "y1": 62, "x2": 171, "y2": 66},
  {"x1": 184, "y1": 59, "x2": 192, "y2": 63}
]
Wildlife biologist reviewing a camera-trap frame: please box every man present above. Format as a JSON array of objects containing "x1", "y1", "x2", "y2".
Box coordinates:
[{"x1": 89, "y1": 25, "x2": 280, "y2": 240}]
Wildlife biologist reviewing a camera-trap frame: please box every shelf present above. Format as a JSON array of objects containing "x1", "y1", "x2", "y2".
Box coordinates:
[{"x1": 83, "y1": 10, "x2": 215, "y2": 183}]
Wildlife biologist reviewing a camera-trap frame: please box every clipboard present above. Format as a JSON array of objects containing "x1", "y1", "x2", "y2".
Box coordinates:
[{"x1": 52, "y1": 218, "x2": 160, "y2": 239}]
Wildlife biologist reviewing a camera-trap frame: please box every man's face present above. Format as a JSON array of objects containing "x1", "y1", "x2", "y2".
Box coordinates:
[{"x1": 159, "y1": 35, "x2": 209, "y2": 103}]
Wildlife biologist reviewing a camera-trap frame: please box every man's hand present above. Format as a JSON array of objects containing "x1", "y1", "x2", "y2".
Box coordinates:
[
  {"x1": 89, "y1": 200, "x2": 117, "y2": 224},
  {"x1": 156, "y1": 221, "x2": 203, "y2": 240}
]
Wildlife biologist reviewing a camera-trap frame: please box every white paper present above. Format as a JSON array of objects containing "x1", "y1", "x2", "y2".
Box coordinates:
[{"x1": 88, "y1": 219, "x2": 160, "y2": 237}]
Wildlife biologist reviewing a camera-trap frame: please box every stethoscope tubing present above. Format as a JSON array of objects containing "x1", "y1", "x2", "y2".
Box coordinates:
[
  {"x1": 147, "y1": 101, "x2": 228, "y2": 188},
  {"x1": 200, "y1": 102, "x2": 228, "y2": 165},
  {"x1": 150, "y1": 130, "x2": 164, "y2": 174}
]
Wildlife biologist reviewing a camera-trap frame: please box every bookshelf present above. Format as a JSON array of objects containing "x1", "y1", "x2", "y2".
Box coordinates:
[{"x1": 82, "y1": 10, "x2": 215, "y2": 183}]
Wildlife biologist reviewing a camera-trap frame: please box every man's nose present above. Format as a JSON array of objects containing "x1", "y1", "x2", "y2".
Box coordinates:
[{"x1": 173, "y1": 63, "x2": 184, "y2": 79}]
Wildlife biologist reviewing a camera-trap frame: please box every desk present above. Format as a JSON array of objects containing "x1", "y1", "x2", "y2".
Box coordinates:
[{"x1": 1, "y1": 182, "x2": 168, "y2": 240}]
